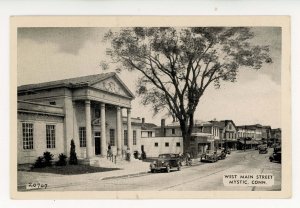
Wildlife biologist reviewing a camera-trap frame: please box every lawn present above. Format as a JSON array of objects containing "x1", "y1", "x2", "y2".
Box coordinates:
[{"x1": 29, "y1": 165, "x2": 120, "y2": 175}]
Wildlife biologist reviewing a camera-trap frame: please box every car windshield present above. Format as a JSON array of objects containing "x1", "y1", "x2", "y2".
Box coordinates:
[
  {"x1": 206, "y1": 150, "x2": 215, "y2": 154},
  {"x1": 158, "y1": 154, "x2": 170, "y2": 158},
  {"x1": 158, "y1": 154, "x2": 177, "y2": 158}
]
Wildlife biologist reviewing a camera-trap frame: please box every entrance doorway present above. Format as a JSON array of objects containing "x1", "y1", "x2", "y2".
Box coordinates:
[{"x1": 94, "y1": 131, "x2": 101, "y2": 155}]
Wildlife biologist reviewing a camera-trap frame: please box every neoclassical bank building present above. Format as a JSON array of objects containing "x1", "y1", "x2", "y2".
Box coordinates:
[{"x1": 17, "y1": 72, "x2": 143, "y2": 164}]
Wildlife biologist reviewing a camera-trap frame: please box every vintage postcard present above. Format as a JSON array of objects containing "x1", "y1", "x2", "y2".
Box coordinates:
[{"x1": 10, "y1": 16, "x2": 291, "y2": 199}]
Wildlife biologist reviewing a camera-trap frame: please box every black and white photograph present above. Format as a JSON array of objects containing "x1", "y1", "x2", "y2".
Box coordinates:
[{"x1": 11, "y1": 16, "x2": 290, "y2": 199}]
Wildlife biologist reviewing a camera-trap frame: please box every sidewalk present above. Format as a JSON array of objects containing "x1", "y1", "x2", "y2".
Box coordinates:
[{"x1": 18, "y1": 160, "x2": 151, "y2": 191}]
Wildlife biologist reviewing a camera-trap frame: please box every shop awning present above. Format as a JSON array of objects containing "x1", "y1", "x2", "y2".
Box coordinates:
[{"x1": 239, "y1": 140, "x2": 259, "y2": 145}]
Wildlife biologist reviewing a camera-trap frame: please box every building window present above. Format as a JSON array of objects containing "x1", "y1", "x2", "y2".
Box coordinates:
[
  {"x1": 148, "y1": 131, "x2": 153, "y2": 137},
  {"x1": 110, "y1": 129, "x2": 115, "y2": 146},
  {"x1": 79, "y1": 127, "x2": 86, "y2": 147},
  {"x1": 133, "y1": 130, "x2": 137, "y2": 145},
  {"x1": 46, "y1": 125, "x2": 55, "y2": 148},
  {"x1": 172, "y1": 128, "x2": 175, "y2": 135},
  {"x1": 176, "y1": 142, "x2": 180, "y2": 147},
  {"x1": 165, "y1": 142, "x2": 169, "y2": 147},
  {"x1": 124, "y1": 130, "x2": 128, "y2": 146},
  {"x1": 154, "y1": 142, "x2": 158, "y2": 147},
  {"x1": 22, "y1": 123, "x2": 34, "y2": 149}
]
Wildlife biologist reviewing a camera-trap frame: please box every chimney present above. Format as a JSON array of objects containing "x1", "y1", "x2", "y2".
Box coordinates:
[
  {"x1": 142, "y1": 118, "x2": 145, "y2": 124},
  {"x1": 161, "y1": 119, "x2": 166, "y2": 137}
]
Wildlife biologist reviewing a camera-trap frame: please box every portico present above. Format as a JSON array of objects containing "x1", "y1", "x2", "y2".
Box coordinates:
[
  {"x1": 70, "y1": 73, "x2": 135, "y2": 159},
  {"x1": 82, "y1": 99, "x2": 132, "y2": 159}
]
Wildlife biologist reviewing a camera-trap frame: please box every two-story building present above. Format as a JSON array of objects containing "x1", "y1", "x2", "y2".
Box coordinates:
[
  {"x1": 153, "y1": 119, "x2": 221, "y2": 157},
  {"x1": 212, "y1": 120, "x2": 238, "y2": 150}
]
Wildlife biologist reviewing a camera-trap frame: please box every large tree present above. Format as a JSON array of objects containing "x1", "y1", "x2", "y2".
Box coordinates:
[{"x1": 104, "y1": 27, "x2": 272, "y2": 153}]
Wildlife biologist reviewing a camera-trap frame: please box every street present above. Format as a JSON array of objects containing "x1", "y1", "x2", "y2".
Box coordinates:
[{"x1": 37, "y1": 149, "x2": 281, "y2": 191}]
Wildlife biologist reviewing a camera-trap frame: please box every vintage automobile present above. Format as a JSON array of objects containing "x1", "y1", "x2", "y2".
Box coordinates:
[
  {"x1": 224, "y1": 148, "x2": 231, "y2": 155},
  {"x1": 216, "y1": 149, "x2": 227, "y2": 160},
  {"x1": 258, "y1": 144, "x2": 268, "y2": 154},
  {"x1": 150, "y1": 153, "x2": 181, "y2": 173},
  {"x1": 269, "y1": 146, "x2": 281, "y2": 163},
  {"x1": 200, "y1": 150, "x2": 218, "y2": 163}
]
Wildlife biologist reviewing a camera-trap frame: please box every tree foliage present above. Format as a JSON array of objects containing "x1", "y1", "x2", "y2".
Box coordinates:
[{"x1": 104, "y1": 27, "x2": 272, "y2": 152}]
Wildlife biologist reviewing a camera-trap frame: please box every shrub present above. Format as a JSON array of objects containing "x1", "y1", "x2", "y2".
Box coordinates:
[
  {"x1": 56, "y1": 153, "x2": 67, "y2": 166},
  {"x1": 33, "y1": 156, "x2": 46, "y2": 168},
  {"x1": 43, "y1": 151, "x2": 54, "y2": 167},
  {"x1": 69, "y1": 139, "x2": 78, "y2": 165}
]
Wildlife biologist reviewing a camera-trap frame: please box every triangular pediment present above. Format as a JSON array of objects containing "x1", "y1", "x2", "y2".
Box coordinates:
[{"x1": 90, "y1": 75, "x2": 134, "y2": 98}]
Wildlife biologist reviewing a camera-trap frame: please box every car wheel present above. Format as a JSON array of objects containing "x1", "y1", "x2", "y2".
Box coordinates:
[
  {"x1": 151, "y1": 169, "x2": 155, "y2": 173},
  {"x1": 166, "y1": 166, "x2": 170, "y2": 173}
]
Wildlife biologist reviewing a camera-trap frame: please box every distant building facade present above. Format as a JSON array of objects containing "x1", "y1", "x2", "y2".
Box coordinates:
[
  {"x1": 217, "y1": 120, "x2": 238, "y2": 150},
  {"x1": 271, "y1": 128, "x2": 282, "y2": 144},
  {"x1": 154, "y1": 119, "x2": 221, "y2": 157},
  {"x1": 140, "y1": 118, "x2": 157, "y2": 138}
]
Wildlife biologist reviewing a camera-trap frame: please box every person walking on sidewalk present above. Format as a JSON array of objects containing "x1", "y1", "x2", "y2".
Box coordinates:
[
  {"x1": 126, "y1": 147, "x2": 131, "y2": 162},
  {"x1": 185, "y1": 152, "x2": 192, "y2": 166},
  {"x1": 107, "y1": 143, "x2": 113, "y2": 161}
]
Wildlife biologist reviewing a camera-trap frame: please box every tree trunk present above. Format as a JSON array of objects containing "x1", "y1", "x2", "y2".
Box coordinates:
[
  {"x1": 179, "y1": 119, "x2": 193, "y2": 154},
  {"x1": 182, "y1": 133, "x2": 191, "y2": 154}
]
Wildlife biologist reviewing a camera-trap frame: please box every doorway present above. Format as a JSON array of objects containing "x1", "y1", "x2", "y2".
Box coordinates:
[{"x1": 94, "y1": 131, "x2": 101, "y2": 155}]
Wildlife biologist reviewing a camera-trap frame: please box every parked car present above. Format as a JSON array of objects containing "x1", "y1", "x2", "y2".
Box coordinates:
[
  {"x1": 269, "y1": 146, "x2": 281, "y2": 163},
  {"x1": 216, "y1": 149, "x2": 227, "y2": 160},
  {"x1": 200, "y1": 150, "x2": 218, "y2": 163},
  {"x1": 224, "y1": 148, "x2": 231, "y2": 155},
  {"x1": 258, "y1": 144, "x2": 268, "y2": 154},
  {"x1": 150, "y1": 153, "x2": 181, "y2": 173}
]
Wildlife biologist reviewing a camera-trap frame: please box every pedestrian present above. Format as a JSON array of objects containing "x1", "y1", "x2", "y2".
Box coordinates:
[
  {"x1": 178, "y1": 152, "x2": 183, "y2": 166},
  {"x1": 186, "y1": 152, "x2": 191, "y2": 166},
  {"x1": 126, "y1": 147, "x2": 131, "y2": 161},
  {"x1": 107, "y1": 143, "x2": 113, "y2": 160}
]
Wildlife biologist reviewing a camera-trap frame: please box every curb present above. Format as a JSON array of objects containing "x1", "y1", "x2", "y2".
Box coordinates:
[{"x1": 102, "y1": 171, "x2": 149, "y2": 180}]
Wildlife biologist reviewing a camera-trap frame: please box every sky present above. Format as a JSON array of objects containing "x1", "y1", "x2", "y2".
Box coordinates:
[{"x1": 17, "y1": 27, "x2": 282, "y2": 128}]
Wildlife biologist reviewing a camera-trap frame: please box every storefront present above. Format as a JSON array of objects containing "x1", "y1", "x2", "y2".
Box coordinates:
[{"x1": 191, "y1": 133, "x2": 215, "y2": 156}]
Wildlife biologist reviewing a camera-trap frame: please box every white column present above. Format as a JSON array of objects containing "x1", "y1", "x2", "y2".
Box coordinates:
[
  {"x1": 121, "y1": 108, "x2": 124, "y2": 152},
  {"x1": 116, "y1": 106, "x2": 122, "y2": 156},
  {"x1": 85, "y1": 100, "x2": 93, "y2": 159},
  {"x1": 127, "y1": 108, "x2": 132, "y2": 153},
  {"x1": 101, "y1": 103, "x2": 106, "y2": 156}
]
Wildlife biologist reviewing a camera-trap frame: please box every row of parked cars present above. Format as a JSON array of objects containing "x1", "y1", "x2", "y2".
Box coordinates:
[
  {"x1": 257, "y1": 144, "x2": 281, "y2": 163},
  {"x1": 149, "y1": 145, "x2": 281, "y2": 173},
  {"x1": 149, "y1": 149, "x2": 231, "y2": 173}
]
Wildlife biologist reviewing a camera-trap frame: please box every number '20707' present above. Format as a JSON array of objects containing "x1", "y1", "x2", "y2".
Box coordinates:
[{"x1": 26, "y1": 183, "x2": 47, "y2": 190}]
